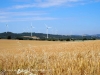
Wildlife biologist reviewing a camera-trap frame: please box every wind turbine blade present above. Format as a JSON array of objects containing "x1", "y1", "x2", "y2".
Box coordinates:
[
  {"x1": 31, "y1": 26, "x2": 34, "y2": 28},
  {"x1": 32, "y1": 26, "x2": 35, "y2": 28},
  {"x1": 31, "y1": 24, "x2": 35, "y2": 28},
  {"x1": 44, "y1": 23, "x2": 48, "y2": 28},
  {"x1": 6, "y1": 24, "x2": 8, "y2": 27},
  {"x1": 48, "y1": 26, "x2": 52, "y2": 29}
]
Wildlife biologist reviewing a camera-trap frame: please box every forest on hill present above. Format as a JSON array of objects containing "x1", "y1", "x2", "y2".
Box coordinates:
[{"x1": 0, "y1": 32, "x2": 100, "y2": 41}]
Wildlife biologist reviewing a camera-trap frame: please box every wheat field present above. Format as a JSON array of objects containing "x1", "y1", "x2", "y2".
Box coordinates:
[{"x1": 0, "y1": 40, "x2": 100, "y2": 75}]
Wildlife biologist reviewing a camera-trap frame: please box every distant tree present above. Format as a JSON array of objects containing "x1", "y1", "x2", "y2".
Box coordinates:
[
  {"x1": 72, "y1": 38, "x2": 75, "y2": 41},
  {"x1": 16, "y1": 37, "x2": 23, "y2": 40},
  {"x1": 82, "y1": 38, "x2": 87, "y2": 41},
  {"x1": 66, "y1": 38, "x2": 70, "y2": 41},
  {"x1": 40, "y1": 38, "x2": 46, "y2": 41},
  {"x1": 92, "y1": 38, "x2": 96, "y2": 40},
  {"x1": 59, "y1": 39, "x2": 64, "y2": 41},
  {"x1": 29, "y1": 38, "x2": 33, "y2": 40},
  {"x1": 48, "y1": 38, "x2": 51, "y2": 41},
  {"x1": 52, "y1": 39, "x2": 58, "y2": 41},
  {"x1": 7, "y1": 36, "x2": 11, "y2": 39}
]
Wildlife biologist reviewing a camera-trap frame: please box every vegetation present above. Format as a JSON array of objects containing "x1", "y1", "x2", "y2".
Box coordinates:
[
  {"x1": 0, "y1": 32, "x2": 99, "y2": 41},
  {"x1": 0, "y1": 40, "x2": 100, "y2": 75},
  {"x1": 66, "y1": 38, "x2": 70, "y2": 41},
  {"x1": 7, "y1": 35, "x2": 11, "y2": 39},
  {"x1": 16, "y1": 37, "x2": 24, "y2": 40},
  {"x1": 91, "y1": 38, "x2": 96, "y2": 40}
]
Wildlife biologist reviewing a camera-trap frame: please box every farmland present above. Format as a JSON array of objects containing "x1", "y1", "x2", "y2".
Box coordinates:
[{"x1": 0, "y1": 40, "x2": 100, "y2": 75}]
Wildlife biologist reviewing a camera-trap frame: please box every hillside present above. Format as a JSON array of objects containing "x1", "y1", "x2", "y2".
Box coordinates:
[{"x1": 0, "y1": 32, "x2": 100, "y2": 40}]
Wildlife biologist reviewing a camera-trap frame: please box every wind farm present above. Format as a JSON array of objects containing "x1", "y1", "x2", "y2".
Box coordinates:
[
  {"x1": 0, "y1": 25, "x2": 100, "y2": 75},
  {"x1": 0, "y1": 24, "x2": 99, "y2": 41},
  {"x1": 0, "y1": 24, "x2": 100, "y2": 75},
  {"x1": 0, "y1": 0, "x2": 100, "y2": 75}
]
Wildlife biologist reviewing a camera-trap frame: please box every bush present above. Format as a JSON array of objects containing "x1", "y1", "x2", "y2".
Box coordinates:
[
  {"x1": 53, "y1": 39, "x2": 58, "y2": 41},
  {"x1": 82, "y1": 38, "x2": 87, "y2": 41},
  {"x1": 47, "y1": 39, "x2": 52, "y2": 41},
  {"x1": 92, "y1": 38, "x2": 96, "y2": 40},
  {"x1": 72, "y1": 38, "x2": 75, "y2": 41},
  {"x1": 66, "y1": 38, "x2": 70, "y2": 41},
  {"x1": 29, "y1": 38, "x2": 33, "y2": 40},
  {"x1": 7, "y1": 36, "x2": 11, "y2": 39},
  {"x1": 16, "y1": 37, "x2": 23, "y2": 40},
  {"x1": 59, "y1": 39, "x2": 64, "y2": 41},
  {"x1": 47, "y1": 38, "x2": 58, "y2": 41},
  {"x1": 40, "y1": 38, "x2": 46, "y2": 41}
]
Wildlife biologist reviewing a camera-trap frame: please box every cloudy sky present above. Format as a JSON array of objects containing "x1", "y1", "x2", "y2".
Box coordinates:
[{"x1": 0, "y1": 0, "x2": 100, "y2": 35}]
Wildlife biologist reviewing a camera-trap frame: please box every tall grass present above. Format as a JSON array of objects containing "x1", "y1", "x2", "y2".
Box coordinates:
[{"x1": 0, "y1": 40, "x2": 100, "y2": 75}]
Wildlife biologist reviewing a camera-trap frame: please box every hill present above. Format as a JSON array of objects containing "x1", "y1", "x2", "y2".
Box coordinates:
[{"x1": 0, "y1": 32, "x2": 100, "y2": 40}]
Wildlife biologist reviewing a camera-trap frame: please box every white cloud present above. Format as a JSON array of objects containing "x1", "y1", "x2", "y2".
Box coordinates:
[
  {"x1": 15, "y1": 16, "x2": 58, "y2": 21},
  {"x1": 0, "y1": 11, "x2": 58, "y2": 22},
  {"x1": 0, "y1": 16, "x2": 7, "y2": 19},
  {"x1": 2, "y1": 0, "x2": 99, "y2": 9},
  {"x1": 9, "y1": 0, "x2": 81, "y2": 9},
  {"x1": 0, "y1": 11, "x2": 46, "y2": 16},
  {"x1": 32, "y1": 16, "x2": 58, "y2": 20},
  {"x1": 11, "y1": 0, "x2": 100, "y2": 9},
  {"x1": 12, "y1": 0, "x2": 32, "y2": 2},
  {"x1": 0, "y1": 17, "x2": 58, "y2": 22},
  {"x1": 0, "y1": 0, "x2": 99, "y2": 10},
  {"x1": 0, "y1": 0, "x2": 99, "y2": 22}
]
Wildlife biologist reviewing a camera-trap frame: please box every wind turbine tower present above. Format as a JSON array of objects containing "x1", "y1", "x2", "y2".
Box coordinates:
[
  {"x1": 45, "y1": 24, "x2": 51, "y2": 39},
  {"x1": 55, "y1": 28, "x2": 58, "y2": 35},
  {"x1": 6, "y1": 24, "x2": 8, "y2": 33},
  {"x1": 31, "y1": 23, "x2": 35, "y2": 37}
]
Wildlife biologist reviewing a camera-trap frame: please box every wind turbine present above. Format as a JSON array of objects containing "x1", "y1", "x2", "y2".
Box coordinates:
[
  {"x1": 26, "y1": 27, "x2": 30, "y2": 33},
  {"x1": 70, "y1": 31, "x2": 72, "y2": 40},
  {"x1": 55, "y1": 28, "x2": 58, "y2": 35},
  {"x1": 23, "y1": 28, "x2": 26, "y2": 33},
  {"x1": 82, "y1": 34, "x2": 84, "y2": 40},
  {"x1": 45, "y1": 24, "x2": 51, "y2": 39},
  {"x1": 31, "y1": 23, "x2": 35, "y2": 37},
  {"x1": 6, "y1": 24, "x2": 8, "y2": 33}
]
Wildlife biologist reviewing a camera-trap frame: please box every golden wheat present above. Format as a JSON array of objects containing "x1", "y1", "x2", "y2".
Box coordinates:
[{"x1": 0, "y1": 40, "x2": 100, "y2": 75}]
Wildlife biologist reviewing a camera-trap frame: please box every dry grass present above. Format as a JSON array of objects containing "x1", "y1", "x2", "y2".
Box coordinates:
[{"x1": 0, "y1": 40, "x2": 100, "y2": 75}]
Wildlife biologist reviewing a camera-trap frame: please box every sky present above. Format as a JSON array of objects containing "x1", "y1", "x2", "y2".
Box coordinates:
[{"x1": 0, "y1": 0, "x2": 100, "y2": 35}]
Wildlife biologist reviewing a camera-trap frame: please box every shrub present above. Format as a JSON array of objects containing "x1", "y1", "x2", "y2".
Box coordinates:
[
  {"x1": 7, "y1": 36, "x2": 11, "y2": 39},
  {"x1": 82, "y1": 38, "x2": 87, "y2": 41},
  {"x1": 59, "y1": 39, "x2": 64, "y2": 41},
  {"x1": 16, "y1": 37, "x2": 23, "y2": 40},
  {"x1": 66, "y1": 38, "x2": 70, "y2": 41},
  {"x1": 92, "y1": 38, "x2": 96, "y2": 40},
  {"x1": 29, "y1": 38, "x2": 33, "y2": 40}
]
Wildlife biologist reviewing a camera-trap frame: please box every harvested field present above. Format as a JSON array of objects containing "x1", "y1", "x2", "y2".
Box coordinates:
[{"x1": 0, "y1": 40, "x2": 100, "y2": 75}]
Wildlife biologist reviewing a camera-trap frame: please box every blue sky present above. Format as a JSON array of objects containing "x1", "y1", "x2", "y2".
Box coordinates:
[{"x1": 0, "y1": 0, "x2": 100, "y2": 35}]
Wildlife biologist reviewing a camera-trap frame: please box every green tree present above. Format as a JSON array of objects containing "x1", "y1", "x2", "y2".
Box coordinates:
[
  {"x1": 7, "y1": 36, "x2": 11, "y2": 39},
  {"x1": 66, "y1": 38, "x2": 70, "y2": 41},
  {"x1": 82, "y1": 38, "x2": 87, "y2": 41}
]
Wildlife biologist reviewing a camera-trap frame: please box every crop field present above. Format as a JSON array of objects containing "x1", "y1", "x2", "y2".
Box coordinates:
[{"x1": 0, "y1": 40, "x2": 100, "y2": 75}]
